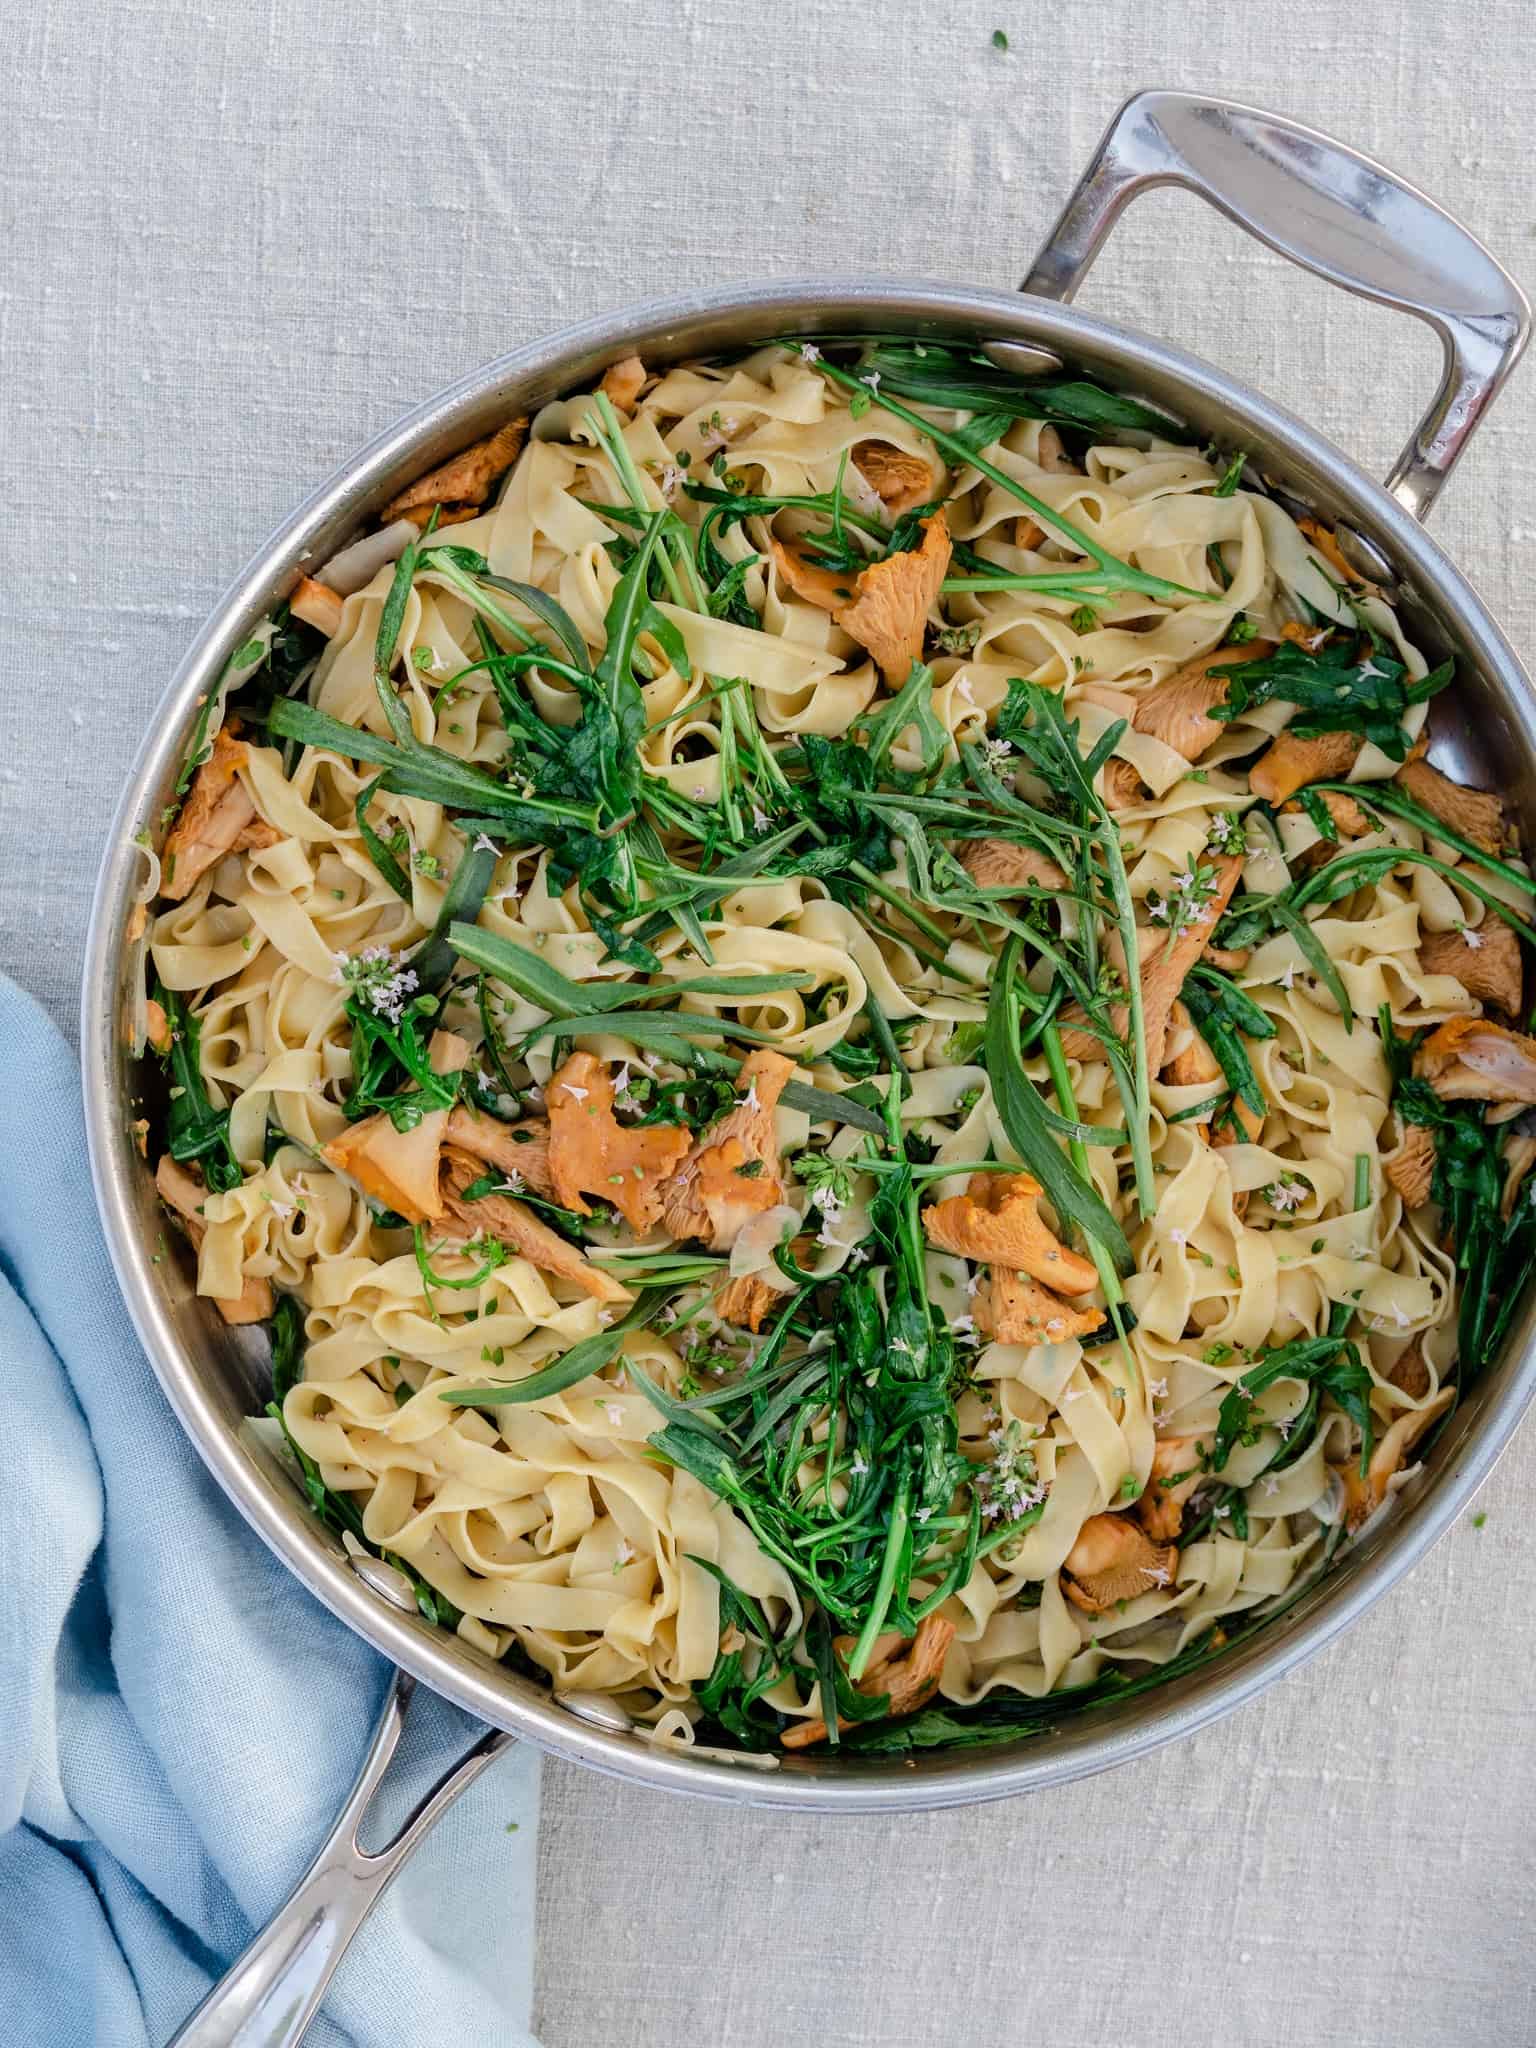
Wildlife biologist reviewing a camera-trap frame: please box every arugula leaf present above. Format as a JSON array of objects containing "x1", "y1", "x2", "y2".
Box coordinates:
[
  {"x1": 1210, "y1": 637, "x2": 1452, "y2": 763},
  {"x1": 438, "y1": 1294, "x2": 660, "y2": 1406},
  {"x1": 1211, "y1": 1330, "x2": 1374, "y2": 1475},
  {"x1": 153, "y1": 984, "x2": 242, "y2": 1192},
  {"x1": 986, "y1": 936, "x2": 1133, "y2": 1272},
  {"x1": 856, "y1": 341, "x2": 1193, "y2": 442}
]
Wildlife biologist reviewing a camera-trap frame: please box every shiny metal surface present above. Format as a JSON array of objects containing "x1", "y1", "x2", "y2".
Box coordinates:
[
  {"x1": 83, "y1": 92, "x2": 1536, "y2": 1828},
  {"x1": 1023, "y1": 90, "x2": 1530, "y2": 521},
  {"x1": 167, "y1": 1672, "x2": 514, "y2": 2048}
]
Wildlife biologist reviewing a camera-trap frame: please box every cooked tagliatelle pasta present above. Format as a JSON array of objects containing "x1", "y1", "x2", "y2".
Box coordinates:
[{"x1": 135, "y1": 338, "x2": 1536, "y2": 1756}]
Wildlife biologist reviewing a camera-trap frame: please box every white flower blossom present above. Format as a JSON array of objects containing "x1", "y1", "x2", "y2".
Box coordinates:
[
  {"x1": 1461, "y1": 924, "x2": 1485, "y2": 950},
  {"x1": 798, "y1": 342, "x2": 822, "y2": 363}
]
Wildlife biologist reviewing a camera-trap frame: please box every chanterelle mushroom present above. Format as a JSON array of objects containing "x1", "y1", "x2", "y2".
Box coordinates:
[
  {"x1": 1162, "y1": 1002, "x2": 1221, "y2": 1091},
  {"x1": 780, "y1": 1614, "x2": 956, "y2": 1749},
  {"x1": 437, "y1": 1144, "x2": 631, "y2": 1304},
  {"x1": 770, "y1": 510, "x2": 952, "y2": 685},
  {"x1": 381, "y1": 416, "x2": 528, "y2": 524},
  {"x1": 1131, "y1": 640, "x2": 1276, "y2": 761},
  {"x1": 162, "y1": 724, "x2": 280, "y2": 901},
  {"x1": 1062, "y1": 1514, "x2": 1177, "y2": 1614},
  {"x1": 289, "y1": 576, "x2": 345, "y2": 638},
  {"x1": 1281, "y1": 786, "x2": 1371, "y2": 839},
  {"x1": 1248, "y1": 728, "x2": 1363, "y2": 806},
  {"x1": 1396, "y1": 756, "x2": 1504, "y2": 854},
  {"x1": 1338, "y1": 1385, "x2": 1455, "y2": 1531},
  {"x1": 852, "y1": 439, "x2": 939, "y2": 517},
  {"x1": 1384, "y1": 1120, "x2": 1435, "y2": 1208},
  {"x1": 322, "y1": 1031, "x2": 470, "y2": 1222},
  {"x1": 1057, "y1": 852, "x2": 1245, "y2": 1073},
  {"x1": 922, "y1": 1172, "x2": 1099, "y2": 1296},
  {"x1": 1101, "y1": 758, "x2": 1147, "y2": 811},
  {"x1": 715, "y1": 1263, "x2": 804, "y2": 1334},
  {"x1": 660, "y1": 1048, "x2": 796, "y2": 1250},
  {"x1": 155, "y1": 1155, "x2": 274, "y2": 1326},
  {"x1": 1414, "y1": 1017, "x2": 1536, "y2": 1106},
  {"x1": 956, "y1": 837, "x2": 1069, "y2": 893},
  {"x1": 598, "y1": 355, "x2": 647, "y2": 411},
  {"x1": 546, "y1": 1052, "x2": 691, "y2": 1234},
  {"x1": 1419, "y1": 915, "x2": 1522, "y2": 1016},
  {"x1": 1136, "y1": 1435, "x2": 1213, "y2": 1543},
  {"x1": 324, "y1": 1105, "x2": 450, "y2": 1224},
  {"x1": 975, "y1": 1267, "x2": 1105, "y2": 1346},
  {"x1": 1386, "y1": 1336, "x2": 1432, "y2": 1400},
  {"x1": 443, "y1": 1104, "x2": 556, "y2": 1198}
]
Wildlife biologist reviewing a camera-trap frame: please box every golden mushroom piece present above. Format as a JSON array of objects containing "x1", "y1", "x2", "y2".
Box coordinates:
[
  {"x1": 922, "y1": 1172, "x2": 1099, "y2": 1296},
  {"x1": 1418, "y1": 916, "x2": 1523, "y2": 1016},
  {"x1": 1062, "y1": 1514, "x2": 1178, "y2": 1615},
  {"x1": 780, "y1": 1615, "x2": 957, "y2": 1750},
  {"x1": 1414, "y1": 1017, "x2": 1536, "y2": 1106},
  {"x1": 1136, "y1": 1435, "x2": 1214, "y2": 1544},
  {"x1": 1131, "y1": 639, "x2": 1276, "y2": 760}
]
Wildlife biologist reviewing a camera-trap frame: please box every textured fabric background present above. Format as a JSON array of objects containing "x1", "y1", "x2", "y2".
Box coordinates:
[{"x1": 4, "y1": 1, "x2": 1535, "y2": 2043}]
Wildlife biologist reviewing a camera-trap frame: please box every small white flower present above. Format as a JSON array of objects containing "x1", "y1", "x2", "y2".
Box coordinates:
[
  {"x1": 1356, "y1": 658, "x2": 1389, "y2": 681},
  {"x1": 1149, "y1": 898, "x2": 1172, "y2": 923},
  {"x1": 1280, "y1": 964, "x2": 1296, "y2": 991},
  {"x1": 865, "y1": 371, "x2": 881, "y2": 393},
  {"x1": 615, "y1": 1539, "x2": 634, "y2": 1565},
  {"x1": 1461, "y1": 924, "x2": 1485, "y2": 950},
  {"x1": 1171, "y1": 867, "x2": 1197, "y2": 892},
  {"x1": 472, "y1": 834, "x2": 499, "y2": 856},
  {"x1": 964, "y1": 1269, "x2": 982, "y2": 1298},
  {"x1": 1262, "y1": 1476, "x2": 1280, "y2": 1496},
  {"x1": 266, "y1": 1198, "x2": 295, "y2": 1222},
  {"x1": 751, "y1": 806, "x2": 770, "y2": 833},
  {"x1": 659, "y1": 465, "x2": 683, "y2": 498},
  {"x1": 799, "y1": 342, "x2": 822, "y2": 363},
  {"x1": 850, "y1": 1455, "x2": 869, "y2": 1476},
  {"x1": 1269, "y1": 1179, "x2": 1307, "y2": 1213},
  {"x1": 605, "y1": 1403, "x2": 624, "y2": 1425},
  {"x1": 1146, "y1": 1566, "x2": 1172, "y2": 1585},
  {"x1": 1147, "y1": 1376, "x2": 1168, "y2": 1399},
  {"x1": 691, "y1": 784, "x2": 710, "y2": 802},
  {"x1": 560, "y1": 1083, "x2": 589, "y2": 1103}
]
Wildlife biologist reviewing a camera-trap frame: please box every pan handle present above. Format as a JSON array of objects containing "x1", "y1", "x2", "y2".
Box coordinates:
[
  {"x1": 167, "y1": 1670, "x2": 514, "y2": 2048},
  {"x1": 1022, "y1": 89, "x2": 1530, "y2": 523}
]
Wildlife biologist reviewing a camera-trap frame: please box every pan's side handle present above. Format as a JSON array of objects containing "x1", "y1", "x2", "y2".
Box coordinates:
[
  {"x1": 1023, "y1": 89, "x2": 1531, "y2": 523},
  {"x1": 168, "y1": 1671, "x2": 514, "y2": 2048}
]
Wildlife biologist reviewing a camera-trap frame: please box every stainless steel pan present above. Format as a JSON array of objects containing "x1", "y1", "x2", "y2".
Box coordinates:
[{"x1": 80, "y1": 91, "x2": 1535, "y2": 2045}]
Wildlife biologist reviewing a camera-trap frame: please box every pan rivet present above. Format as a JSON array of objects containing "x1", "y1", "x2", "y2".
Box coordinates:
[
  {"x1": 555, "y1": 1690, "x2": 635, "y2": 1733},
  {"x1": 347, "y1": 1551, "x2": 420, "y2": 1615},
  {"x1": 982, "y1": 339, "x2": 1065, "y2": 378}
]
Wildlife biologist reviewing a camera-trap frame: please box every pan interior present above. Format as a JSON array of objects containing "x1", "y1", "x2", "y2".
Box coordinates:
[{"x1": 82, "y1": 282, "x2": 1536, "y2": 1809}]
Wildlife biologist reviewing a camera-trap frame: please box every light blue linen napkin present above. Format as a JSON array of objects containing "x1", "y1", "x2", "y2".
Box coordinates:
[{"x1": 0, "y1": 979, "x2": 541, "y2": 2048}]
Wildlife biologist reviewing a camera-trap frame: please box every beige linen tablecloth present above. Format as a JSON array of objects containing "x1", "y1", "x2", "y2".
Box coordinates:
[{"x1": 5, "y1": 1, "x2": 1534, "y2": 2040}]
